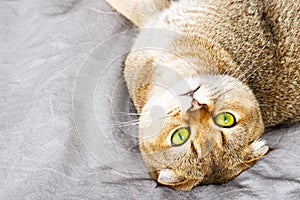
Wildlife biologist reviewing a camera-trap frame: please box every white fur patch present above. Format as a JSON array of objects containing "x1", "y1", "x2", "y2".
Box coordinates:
[
  {"x1": 251, "y1": 139, "x2": 268, "y2": 155},
  {"x1": 158, "y1": 169, "x2": 183, "y2": 184}
]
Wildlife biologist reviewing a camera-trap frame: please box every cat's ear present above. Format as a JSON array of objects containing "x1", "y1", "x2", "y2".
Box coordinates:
[
  {"x1": 158, "y1": 169, "x2": 185, "y2": 185},
  {"x1": 244, "y1": 140, "x2": 269, "y2": 163},
  {"x1": 105, "y1": 0, "x2": 172, "y2": 27}
]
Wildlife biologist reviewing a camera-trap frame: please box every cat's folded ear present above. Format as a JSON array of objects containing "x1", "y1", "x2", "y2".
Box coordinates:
[
  {"x1": 244, "y1": 140, "x2": 269, "y2": 163},
  {"x1": 157, "y1": 169, "x2": 185, "y2": 185},
  {"x1": 104, "y1": 0, "x2": 172, "y2": 27}
]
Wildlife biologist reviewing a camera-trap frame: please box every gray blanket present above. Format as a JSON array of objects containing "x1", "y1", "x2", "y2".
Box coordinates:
[{"x1": 1, "y1": 0, "x2": 300, "y2": 199}]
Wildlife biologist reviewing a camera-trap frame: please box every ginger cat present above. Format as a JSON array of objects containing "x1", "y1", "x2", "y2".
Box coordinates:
[{"x1": 104, "y1": 0, "x2": 300, "y2": 190}]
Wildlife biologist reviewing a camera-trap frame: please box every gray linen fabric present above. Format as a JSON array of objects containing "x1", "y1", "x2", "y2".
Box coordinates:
[{"x1": 1, "y1": 0, "x2": 299, "y2": 199}]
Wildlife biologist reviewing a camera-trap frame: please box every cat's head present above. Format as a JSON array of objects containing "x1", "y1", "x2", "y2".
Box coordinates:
[{"x1": 138, "y1": 75, "x2": 268, "y2": 190}]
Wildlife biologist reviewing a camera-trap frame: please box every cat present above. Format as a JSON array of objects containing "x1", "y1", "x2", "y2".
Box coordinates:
[{"x1": 104, "y1": 0, "x2": 300, "y2": 190}]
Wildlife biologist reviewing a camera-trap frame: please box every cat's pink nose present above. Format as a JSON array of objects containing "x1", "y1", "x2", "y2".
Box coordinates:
[
  {"x1": 189, "y1": 98, "x2": 212, "y2": 112},
  {"x1": 191, "y1": 99, "x2": 202, "y2": 110}
]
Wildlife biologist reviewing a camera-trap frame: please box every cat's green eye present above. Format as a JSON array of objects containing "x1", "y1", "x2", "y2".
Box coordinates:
[
  {"x1": 171, "y1": 128, "x2": 190, "y2": 146},
  {"x1": 214, "y1": 112, "x2": 237, "y2": 128}
]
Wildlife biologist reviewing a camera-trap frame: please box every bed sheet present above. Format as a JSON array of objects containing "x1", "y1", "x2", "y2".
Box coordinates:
[{"x1": 1, "y1": 0, "x2": 300, "y2": 199}]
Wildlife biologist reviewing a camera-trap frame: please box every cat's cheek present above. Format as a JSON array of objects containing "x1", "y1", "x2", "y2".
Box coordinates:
[
  {"x1": 139, "y1": 117, "x2": 166, "y2": 141},
  {"x1": 138, "y1": 105, "x2": 168, "y2": 141}
]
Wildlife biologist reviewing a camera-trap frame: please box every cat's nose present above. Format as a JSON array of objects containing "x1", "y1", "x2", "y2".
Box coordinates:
[
  {"x1": 189, "y1": 99, "x2": 210, "y2": 112},
  {"x1": 192, "y1": 86, "x2": 214, "y2": 112},
  {"x1": 191, "y1": 99, "x2": 202, "y2": 110}
]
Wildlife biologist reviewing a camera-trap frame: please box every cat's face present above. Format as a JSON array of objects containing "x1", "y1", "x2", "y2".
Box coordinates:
[{"x1": 138, "y1": 75, "x2": 268, "y2": 190}]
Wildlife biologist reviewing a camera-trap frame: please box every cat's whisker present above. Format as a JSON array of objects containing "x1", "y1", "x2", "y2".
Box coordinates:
[
  {"x1": 111, "y1": 112, "x2": 140, "y2": 116},
  {"x1": 211, "y1": 88, "x2": 234, "y2": 101},
  {"x1": 99, "y1": 120, "x2": 148, "y2": 128},
  {"x1": 258, "y1": 104, "x2": 269, "y2": 107},
  {"x1": 109, "y1": 109, "x2": 167, "y2": 118},
  {"x1": 223, "y1": 52, "x2": 251, "y2": 78},
  {"x1": 102, "y1": 113, "x2": 170, "y2": 128},
  {"x1": 237, "y1": 45, "x2": 269, "y2": 82},
  {"x1": 221, "y1": 39, "x2": 269, "y2": 87}
]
